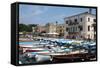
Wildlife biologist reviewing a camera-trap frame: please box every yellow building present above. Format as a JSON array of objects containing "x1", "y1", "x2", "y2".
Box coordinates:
[
  {"x1": 45, "y1": 23, "x2": 65, "y2": 38},
  {"x1": 45, "y1": 23, "x2": 58, "y2": 37},
  {"x1": 56, "y1": 24, "x2": 64, "y2": 37}
]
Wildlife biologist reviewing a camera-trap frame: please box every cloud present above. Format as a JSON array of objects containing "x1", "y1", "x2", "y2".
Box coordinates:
[
  {"x1": 32, "y1": 9, "x2": 42, "y2": 16},
  {"x1": 19, "y1": 5, "x2": 48, "y2": 20},
  {"x1": 31, "y1": 6, "x2": 43, "y2": 16}
]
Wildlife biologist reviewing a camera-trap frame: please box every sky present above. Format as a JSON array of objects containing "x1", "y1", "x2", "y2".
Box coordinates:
[{"x1": 19, "y1": 4, "x2": 96, "y2": 25}]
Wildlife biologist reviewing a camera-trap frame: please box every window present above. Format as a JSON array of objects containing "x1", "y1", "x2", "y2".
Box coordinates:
[
  {"x1": 88, "y1": 25, "x2": 90, "y2": 31},
  {"x1": 69, "y1": 20, "x2": 72, "y2": 25},
  {"x1": 93, "y1": 19, "x2": 96, "y2": 22},
  {"x1": 88, "y1": 18, "x2": 90, "y2": 22},
  {"x1": 80, "y1": 18, "x2": 82, "y2": 22},
  {"x1": 60, "y1": 26, "x2": 62, "y2": 28},
  {"x1": 69, "y1": 28, "x2": 70, "y2": 32},
  {"x1": 70, "y1": 28, "x2": 72, "y2": 32},
  {"x1": 66, "y1": 28, "x2": 69, "y2": 31},
  {"x1": 73, "y1": 27, "x2": 75, "y2": 32},
  {"x1": 66, "y1": 21, "x2": 68, "y2": 24},
  {"x1": 75, "y1": 19, "x2": 77, "y2": 22},
  {"x1": 75, "y1": 27, "x2": 77, "y2": 32},
  {"x1": 70, "y1": 20, "x2": 72, "y2": 23},
  {"x1": 72, "y1": 27, "x2": 74, "y2": 32},
  {"x1": 60, "y1": 30, "x2": 62, "y2": 32},
  {"x1": 88, "y1": 34, "x2": 90, "y2": 38},
  {"x1": 78, "y1": 25, "x2": 83, "y2": 31}
]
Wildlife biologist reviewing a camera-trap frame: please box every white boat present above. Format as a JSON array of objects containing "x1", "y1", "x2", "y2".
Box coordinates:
[{"x1": 19, "y1": 44, "x2": 33, "y2": 48}]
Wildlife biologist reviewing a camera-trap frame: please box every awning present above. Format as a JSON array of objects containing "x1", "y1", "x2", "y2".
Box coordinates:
[{"x1": 46, "y1": 32, "x2": 59, "y2": 35}]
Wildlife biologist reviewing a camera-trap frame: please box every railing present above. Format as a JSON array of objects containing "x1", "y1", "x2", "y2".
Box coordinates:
[{"x1": 68, "y1": 22, "x2": 79, "y2": 26}]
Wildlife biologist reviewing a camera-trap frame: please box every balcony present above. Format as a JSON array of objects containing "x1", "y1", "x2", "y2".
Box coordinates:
[{"x1": 68, "y1": 22, "x2": 79, "y2": 26}]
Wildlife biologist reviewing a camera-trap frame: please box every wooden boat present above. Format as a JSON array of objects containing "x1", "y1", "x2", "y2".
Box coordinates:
[{"x1": 52, "y1": 53, "x2": 96, "y2": 62}]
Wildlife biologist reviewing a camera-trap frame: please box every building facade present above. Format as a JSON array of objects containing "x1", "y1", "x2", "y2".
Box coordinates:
[
  {"x1": 64, "y1": 12, "x2": 96, "y2": 40},
  {"x1": 56, "y1": 24, "x2": 65, "y2": 37},
  {"x1": 45, "y1": 23, "x2": 57, "y2": 33},
  {"x1": 45, "y1": 23, "x2": 58, "y2": 37},
  {"x1": 36, "y1": 25, "x2": 46, "y2": 33}
]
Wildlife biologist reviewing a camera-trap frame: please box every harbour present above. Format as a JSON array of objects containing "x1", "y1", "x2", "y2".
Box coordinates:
[{"x1": 18, "y1": 37, "x2": 96, "y2": 64}]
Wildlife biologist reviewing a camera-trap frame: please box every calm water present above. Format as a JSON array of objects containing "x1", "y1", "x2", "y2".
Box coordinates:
[{"x1": 19, "y1": 42, "x2": 33, "y2": 45}]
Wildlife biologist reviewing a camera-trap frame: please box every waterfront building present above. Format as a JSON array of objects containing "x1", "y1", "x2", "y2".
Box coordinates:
[
  {"x1": 56, "y1": 24, "x2": 65, "y2": 37},
  {"x1": 45, "y1": 23, "x2": 58, "y2": 37},
  {"x1": 64, "y1": 12, "x2": 96, "y2": 40},
  {"x1": 46, "y1": 23, "x2": 56, "y2": 33}
]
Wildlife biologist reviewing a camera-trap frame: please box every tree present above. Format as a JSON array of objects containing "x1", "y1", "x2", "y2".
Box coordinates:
[
  {"x1": 19, "y1": 24, "x2": 37, "y2": 32},
  {"x1": 28, "y1": 24, "x2": 37, "y2": 32},
  {"x1": 19, "y1": 24, "x2": 28, "y2": 32}
]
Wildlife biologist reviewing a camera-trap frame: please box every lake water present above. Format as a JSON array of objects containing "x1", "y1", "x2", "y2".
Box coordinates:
[{"x1": 19, "y1": 42, "x2": 33, "y2": 45}]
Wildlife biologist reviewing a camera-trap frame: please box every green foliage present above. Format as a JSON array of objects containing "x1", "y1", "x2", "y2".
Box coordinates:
[{"x1": 19, "y1": 24, "x2": 37, "y2": 32}]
